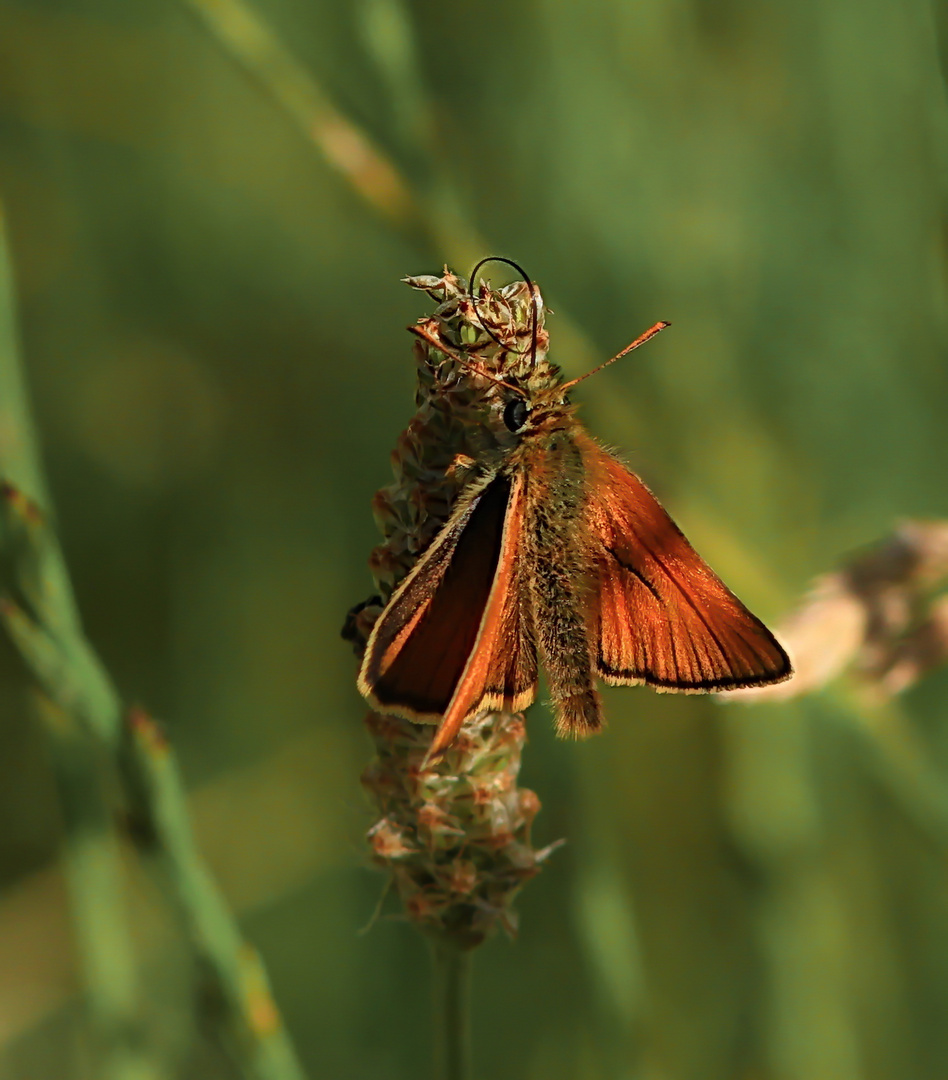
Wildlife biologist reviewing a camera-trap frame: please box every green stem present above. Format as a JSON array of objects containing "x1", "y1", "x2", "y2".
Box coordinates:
[
  {"x1": 0, "y1": 206, "x2": 155, "y2": 1080},
  {"x1": 123, "y1": 709, "x2": 308, "y2": 1080},
  {"x1": 0, "y1": 199, "x2": 307, "y2": 1079},
  {"x1": 431, "y1": 941, "x2": 473, "y2": 1080}
]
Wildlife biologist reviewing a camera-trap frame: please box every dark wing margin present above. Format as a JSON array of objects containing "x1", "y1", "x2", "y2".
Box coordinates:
[{"x1": 577, "y1": 433, "x2": 792, "y2": 692}]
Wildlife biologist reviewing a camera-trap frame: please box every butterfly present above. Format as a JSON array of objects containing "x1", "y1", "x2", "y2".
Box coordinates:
[{"x1": 356, "y1": 258, "x2": 792, "y2": 760}]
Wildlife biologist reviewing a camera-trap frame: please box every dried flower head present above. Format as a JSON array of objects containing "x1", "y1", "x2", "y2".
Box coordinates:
[{"x1": 361, "y1": 709, "x2": 559, "y2": 948}]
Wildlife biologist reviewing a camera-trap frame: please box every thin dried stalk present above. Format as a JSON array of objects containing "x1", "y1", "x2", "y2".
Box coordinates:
[{"x1": 431, "y1": 941, "x2": 472, "y2": 1080}]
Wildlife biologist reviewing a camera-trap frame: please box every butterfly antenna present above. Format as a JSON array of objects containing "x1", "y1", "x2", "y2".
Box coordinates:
[
  {"x1": 468, "y1": 256, "x2": 541, "y2": 366},
  {"x1": 560, "y1": 321, "x2": 671, "y2": 392}
]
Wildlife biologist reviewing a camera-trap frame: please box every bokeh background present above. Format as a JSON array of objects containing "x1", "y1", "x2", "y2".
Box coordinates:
[{"x1": 1, "y1": 0, "x2": 948, "y2": 1078}]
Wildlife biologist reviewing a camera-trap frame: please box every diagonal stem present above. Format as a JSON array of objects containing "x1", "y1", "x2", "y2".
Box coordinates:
[{"x1": 178, "y1": 0, "x2": 609, "y2": 385}]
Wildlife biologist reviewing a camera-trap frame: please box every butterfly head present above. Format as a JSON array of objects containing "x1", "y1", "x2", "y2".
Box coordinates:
[{"x1": 499, "y1": 383, "x2": 577, "y2": 442}]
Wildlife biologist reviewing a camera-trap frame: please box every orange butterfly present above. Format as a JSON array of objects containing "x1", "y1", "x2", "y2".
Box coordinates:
[{"x1": 358, "y1": 259, "x2": 791, "y2": 760}]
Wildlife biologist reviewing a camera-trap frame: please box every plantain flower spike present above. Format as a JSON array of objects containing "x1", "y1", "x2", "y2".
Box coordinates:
[{"x1": 346, "y1": 269, "x2": 560, "y2": 949}]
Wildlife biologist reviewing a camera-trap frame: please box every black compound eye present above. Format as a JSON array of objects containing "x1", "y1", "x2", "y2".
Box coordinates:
[{"x1": 503, "y1": 398, "x2": 529, "y2": 432}]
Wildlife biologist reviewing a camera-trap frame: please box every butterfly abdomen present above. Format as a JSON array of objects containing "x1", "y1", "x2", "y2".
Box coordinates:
[{"x1": 522, "y1": 432, "x2": 604, "y2": 738}]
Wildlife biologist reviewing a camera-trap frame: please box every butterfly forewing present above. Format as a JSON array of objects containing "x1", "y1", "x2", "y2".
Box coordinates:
[
  {"x1": 360, "y1": 472, "x2": 538, "y2": 735},
  {"x1": 577, "y1": 434, "x2": 792, "y2": 691},
  {"x1": 360, "y1": 474, "x2": 506, "y2": 719},
  {"x1": 427, "y1": 471, "x2": 538, "y2": 756}
]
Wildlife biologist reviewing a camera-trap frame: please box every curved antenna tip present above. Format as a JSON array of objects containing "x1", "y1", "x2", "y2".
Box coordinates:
[{"x1": 467, "y1": 256, "x2": 540, "y2": 366}]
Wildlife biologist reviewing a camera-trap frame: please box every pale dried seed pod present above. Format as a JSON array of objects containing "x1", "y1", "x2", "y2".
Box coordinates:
[{"x1": 726, "y1": 520, "x2": 948, "y2": 702}]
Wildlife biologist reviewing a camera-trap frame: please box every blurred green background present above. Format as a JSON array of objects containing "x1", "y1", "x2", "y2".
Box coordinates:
[{"x1": 1, "y1": 0, "x2": 947, "y2": 1077}]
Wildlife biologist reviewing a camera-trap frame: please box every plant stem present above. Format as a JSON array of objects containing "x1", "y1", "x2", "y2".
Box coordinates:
[
  {"x1": 123, "y1": 709, "x2": 308, "y2": 1080},
  {"x1": 0, "y1": 200, "x2": 307, "y2": 1080},
  {"x1": 0, "y1": 204, "x2": 155, "y2": 1080},
  {"x1": 431, "y1": 941, "x2": 473, "y2": 1080}
]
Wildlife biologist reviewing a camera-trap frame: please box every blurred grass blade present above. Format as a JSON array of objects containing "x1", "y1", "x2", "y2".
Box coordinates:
[
  {"x1": 0, "y1": 201, "x2": 308, "y2": 1079},
  {"x1": 0, "y1": 203, "x2": 156, "y2": 1080},
  {"x1": 182, "y1": 0, "x2": 435, "y2": 244}
]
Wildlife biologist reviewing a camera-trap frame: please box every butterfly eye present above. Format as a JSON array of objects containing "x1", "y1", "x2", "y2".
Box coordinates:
[{"x1": 503, "y1": 398, "x2": 529, "y2": 432}]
